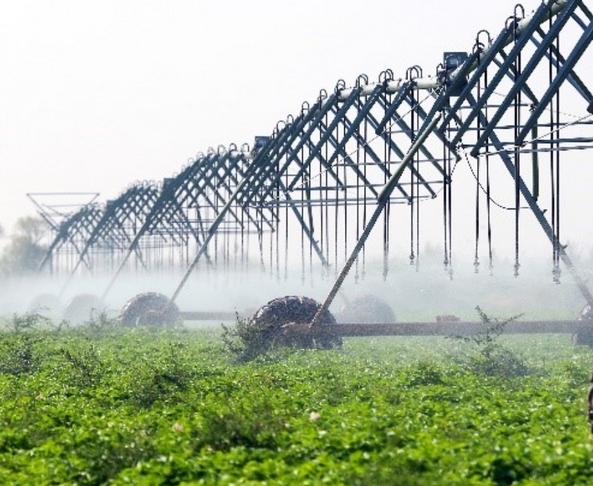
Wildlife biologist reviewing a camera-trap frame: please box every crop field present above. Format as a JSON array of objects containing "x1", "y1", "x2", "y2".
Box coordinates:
[{"x1": 0, "y1": 312, "x2": 593, "y2": 485}]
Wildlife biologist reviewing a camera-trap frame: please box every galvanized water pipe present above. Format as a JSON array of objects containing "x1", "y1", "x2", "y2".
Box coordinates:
[{"x1": 336, "y1": 0, "x2": 569, "y2": 101}]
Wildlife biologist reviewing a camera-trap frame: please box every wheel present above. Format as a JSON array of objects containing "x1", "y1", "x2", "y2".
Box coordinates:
[
  {"x1": 27, "y1": 294, "x2": 64, "y2": 319},
  {"x1": 337, "y1": 295, "x2": 396, "y2": 324},
  {"x1": 63, "y1": 294, "x2": 106, "y2": 324},
  {"x1": 573, "y1": 325, "x2": 593, "y2": 346},
  {"x1": 573, "y1": 305, "x2": 593, "y2": 346},
  {"x1": 580, "y1": 304, "x2": 593, "y2": 320},
  {"x1": 118, "y1": 292, "x2": 180, "y2": 327},
  {"x1": 249, "y1": 296, "x2": 342, "y2": 349}
]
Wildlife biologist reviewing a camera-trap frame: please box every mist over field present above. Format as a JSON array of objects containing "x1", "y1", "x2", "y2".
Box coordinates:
[{"x1": 0, "y1": 249, "x2": 588, "y2": 323}]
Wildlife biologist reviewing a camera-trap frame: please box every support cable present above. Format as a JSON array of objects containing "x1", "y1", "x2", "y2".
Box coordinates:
[
  {"x1": 441, "y1": 102, "x2": 454, "y2": 280},
  {"x1": 447, "y1": 131, "x2": 453, "y2": 280},
  {"x1": 552, "y1": 20, "x2": 562, "y2": 283},
  {"x1": 299, "y1": 141, "x2": 306, "y2": 284},
  {"x1": 414, "y1": 97, "x2": 421, "y2": 272},
  {"x1": 361, "y1": 88, "x2": 369, "y2": 281},
  {"x1": 474, "y1": 112, "x2": 481, "y2": 273},
  {"x1": 355, "y1": 102, "x2": 361, "y2": 284},
  {"x1": 342, "y1": 116, "x2": 349, "y2": 271},
  {"x1": 310, "y1": 113, "x2": 442, "y2": 327},
  {"x1": 512, "y1": 14, "x2": 523, "y2": 277},
  {"x1": 382, "y1": 93, "x2": 391, "y2": 281},
  {"x1": 442, "y1": 111, "x2": 450, "y2": 272},
  {"x1": 333, "y1": 104, "x2": 339, "y2": 279},
  {"x1": 409, "y1": 87, "x2": 416, "y2": 267}
]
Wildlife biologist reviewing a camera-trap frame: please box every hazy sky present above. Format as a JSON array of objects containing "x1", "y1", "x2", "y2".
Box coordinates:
[{"x1": 0, "y1": 0, "x2": 530, "y2": 235}]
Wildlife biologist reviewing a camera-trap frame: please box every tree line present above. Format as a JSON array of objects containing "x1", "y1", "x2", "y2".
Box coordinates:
[{"x1": 0, "y1": 217, "x2": 48, "y2": 276}]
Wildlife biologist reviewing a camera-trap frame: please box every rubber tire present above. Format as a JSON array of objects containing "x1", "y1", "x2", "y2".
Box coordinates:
[
  {"x1": 574, "y1": 305, "x2": 593, "y2": 346},
  {"x1": 580, "y1": 304, "x2": 593, "y2": 320},
  {"x1": 63, "y1": 294, "x2": 105, "y2": 325},
  {"x1": 338, "y1": 295, "x2": 396, "y2": 324},
  {"x1": 27, "y1": 294, "x2": 64, "y2": 319},
  {"x1": 118, "y1": 292, "x2": 180, "y2": 327},
  {"x1": 250, "y1": 295, "x2": 341, "y2": 349}
]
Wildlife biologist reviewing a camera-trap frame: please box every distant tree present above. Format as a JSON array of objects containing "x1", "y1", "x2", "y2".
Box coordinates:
[{"x1": 0, "y1": 216, "x2": 49, "y2": 275}]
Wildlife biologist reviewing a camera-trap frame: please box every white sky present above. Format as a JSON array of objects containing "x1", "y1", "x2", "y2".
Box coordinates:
[{"x1": 0, "y1": 0, "x2": 528, "y2": 235}]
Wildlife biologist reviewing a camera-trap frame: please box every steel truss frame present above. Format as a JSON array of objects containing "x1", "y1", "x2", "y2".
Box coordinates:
[{"x1": 39, "y1": 0, "x2": 593, "y2": 309}]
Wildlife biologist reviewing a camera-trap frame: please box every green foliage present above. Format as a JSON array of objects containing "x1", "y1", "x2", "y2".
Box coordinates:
[
  {"x1": 3, "y1": 310, "x2": 53, "y2": 332},
  {"x1": 130, "y1": 341, "x2": 197, "y2": 407},
  {"x1": 221, "y1": 312, "x2": 339, "y2": 363},
  {"x1": 0, "y1": 312, "x2": 53, "y2": 375},
  {"x1": 77, "y1": 310, "x2": 121, "y2": 336},
  {"x1": 0, "y1": 315, "x2": 590, "y2": 484},
  {"x1": 221, "y1": 312, "x2": 280, "y2": 362},
  {"x1": 58, "y1": 341, "x2": 105, "y2": 388},
  {"x1": 198, "y1": 395, "x2": 287, "y2": 451},
  {"x1": 449, "y1": 305, "x2": 531, "y2": 378}
]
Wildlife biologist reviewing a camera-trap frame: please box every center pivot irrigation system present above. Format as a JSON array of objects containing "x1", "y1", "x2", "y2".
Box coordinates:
[{"x1": 32, "y1": 0, "x2": 593, "y2": 345}]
